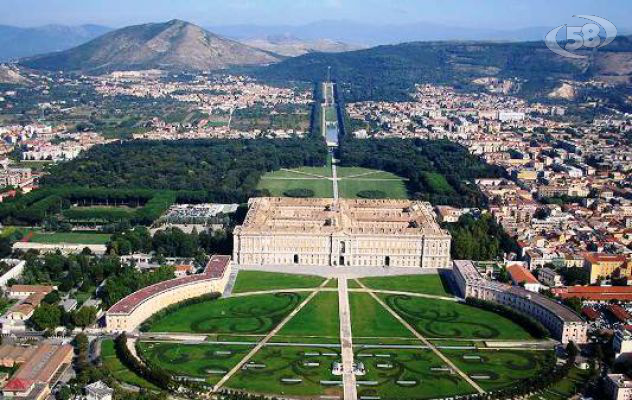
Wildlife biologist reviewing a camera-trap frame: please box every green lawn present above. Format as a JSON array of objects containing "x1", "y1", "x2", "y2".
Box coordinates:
[
  {"x1": 338, "y1": 177, "x2": 408, "y2": 199},
  {"x1": 359, "y1": 274, "x2": 453, "y2": 297},
  {"x1": 139, "y1": 342, "x2": 253, "y2": 385},
  {"x1": 232, "y1": 271, "x2": 325, "y2": 294},
  {"x1": 101, "y1": 339, "x2": 158, "y2": 390},
  {"x1": 28, "y1": 231, "x2": 111, "y2": 244},
  {"x1": 276, "y1": 292, "x2": 339, "y2": 341},
  {"x1": 257, "y1": 177, "x2": 334, "y2": 198},
  {"x1": 355, "y1": 348, "x2": 476, "y2": 399},
  {"x1": 146, "y1": 293, "x2": 307, "y2": 334},
  {"x1": 350, "y1": 292, "x2": 415, "y2": 340},
  {"x1": 442, "y1": 348, "x2": 554, "y2": 391},
  {"x1": 382, "y1": 295, "x2": 535, "y2": 340},
  {"x1": 227, "y1": 345, "x2": 343, "y2": 397}
]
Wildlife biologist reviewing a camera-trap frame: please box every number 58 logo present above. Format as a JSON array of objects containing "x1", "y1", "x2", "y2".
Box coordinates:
[{"x1": 545, "y1": 15, "x2": 617, "y2": 59}]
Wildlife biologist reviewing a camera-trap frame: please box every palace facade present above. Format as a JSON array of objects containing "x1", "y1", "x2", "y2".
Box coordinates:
[{"x1": 233, "y1": 197, "x2": 451, "y2": 268}]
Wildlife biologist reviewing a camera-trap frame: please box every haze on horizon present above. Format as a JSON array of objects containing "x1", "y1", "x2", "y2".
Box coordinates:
[{"x1": 1, "y1": 0, "x2": 631, "y2": 33}]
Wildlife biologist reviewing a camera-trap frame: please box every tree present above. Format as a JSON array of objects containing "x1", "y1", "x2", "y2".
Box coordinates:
[
  {"x1": 30, "y1": 303, "x2": 61, "y2": 331},
  {"x1": 73, "y1": 306, "x2": 98, "y2": 329}
]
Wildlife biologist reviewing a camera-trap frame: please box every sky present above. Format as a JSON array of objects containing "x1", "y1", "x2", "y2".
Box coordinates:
[{"x1": 1, "y1": 0, "x2": 631, "y2": 31}]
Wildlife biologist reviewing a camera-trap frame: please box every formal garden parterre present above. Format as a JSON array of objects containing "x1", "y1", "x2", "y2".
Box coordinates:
[{"x1": 107, "y1": 271, "x2": 581, "y2": 399}]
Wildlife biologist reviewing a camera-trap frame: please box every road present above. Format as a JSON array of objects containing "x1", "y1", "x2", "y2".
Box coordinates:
[{"x1": 338, "y1": 278, "x2": 357, "y2": 400}]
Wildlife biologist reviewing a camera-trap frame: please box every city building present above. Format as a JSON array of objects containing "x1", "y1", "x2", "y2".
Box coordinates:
[
  {"x1": 452, "y1": 260, "x2": 588, "y2": 344},
  {"x1": 583, "y1": 253, "x2": 631, "y2": 284},
  {"x1": 507, "y1": 264, "x2": 542, "y2": 292},
  {"x1": 614, "y1": 329, "x2": 632, "y2": 359},
  {"x1": 85, "y1": 381, "x2": 113, "y2": 400},
  {"x1": 607, "y1": 374, "x2": 632, "y2": 400},
  {"x1": 233, "y1": 197, "x2": 451, "y2": 268},
  {"x1": 106, "y1": 255, "x2": 231, "y2": 332},
  {"x1": 538, "y1": 267, "x2": 563, "y2": 287},
  {"x1": 1, "y1": 342, "x2": 73, "y2": 400}
]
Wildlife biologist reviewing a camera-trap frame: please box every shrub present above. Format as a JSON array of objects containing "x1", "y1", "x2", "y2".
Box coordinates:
[
  {"x1": 357, "y1": 190, "x2": 387, "y2": 199},
  {"x1": 283, "y1": 188, "x2": 315, "y2": 198}
]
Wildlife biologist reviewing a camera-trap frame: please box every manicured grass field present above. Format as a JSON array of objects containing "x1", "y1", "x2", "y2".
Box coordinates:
[
  {"x1": 101, "y1": 339, "x2": 158, "y2": 390},
  {"x1": 276, "y1": 292, "x2": 339, "y2": 341},
  {"x1": 338, "y1": 177, "x2": 409, "y2": 199},
  {"x1": 139, "y1": 342, "x2": 253, "y2": 384},
  {"x1": 350, "y1": 292, "x2": 415, "y2": 340},
  {"x1": 382, "y1": 295, "x2": 535, "y2": 340},
  {"x1": 359, "y1": 274, "x2": 453, "y2": 297},
  {"x1": 257, "y1": 177, "x2": 334, "y2": 198},
  {"x1": 232, "y1": 271, "x2": 326, "y2": 294},
  {"x1": 146, "y1": 293, "x2": 307, "y2": 334},
  {"x1": 227, "y1": 345, "x2": 343, "y2": 397},
  {"x1": 335, "y1": 166, "x2": 396, "y2": 178},
  {"x1": 355, "y1": 348, "x2": 476, "y2": 399},
  {"x1": 28, "y1": 231, "x2": 111, "y2": 244},
  {"x1": 441, "y1": 348, "x2": 554, "y2": 391}
]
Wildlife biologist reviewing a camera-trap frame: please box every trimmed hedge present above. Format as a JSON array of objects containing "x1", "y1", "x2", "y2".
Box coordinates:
[
  {"x1": 283, "y1": 188, "x2": 315, "y2": 198},
  {"x1": 466, "y1": 297, "x2": 550, "y2": 339},
  {"x1": 114, "y1": 333, "x2": 173, "y2": 390}
]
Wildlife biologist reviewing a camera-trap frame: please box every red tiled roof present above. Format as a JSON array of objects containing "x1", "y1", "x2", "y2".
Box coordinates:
[
  {"x1": 608, "y1": 305, "x2": 631, "y2": 322},
  {"x1": 583, "y1": 252, "x2": 627, "y2": 264},
  {"x1": 108, "y1": 255, "x2": 230, "y2": 315},
  {"x1": 581, "y1": 307, "x2": 600, "y2": 321},
  {"x1": 552, "y1": 286, "x2": 632, "y2": 301},
  {"x1": 507, "y1": 264, "x2": 539, "y2": 285},
  {"x1": 3, "y1": 378, "x2": 33, "y2": 392}
]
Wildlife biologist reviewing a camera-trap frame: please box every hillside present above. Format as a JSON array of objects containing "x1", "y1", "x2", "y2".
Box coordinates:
[
  {"x1": 256, "y1": 36, "x2": 632, "y2": 107},
  {"x1": 241, "y1": 35, "x2": 362, "y2": 57},
  {"x1": 0, "y1": 65, "x2": 29, "y2": 84},
  {"x1": 0, "y1": 24, "x2": 110, "y2": 62},
  {"x1": 21, "y1": 20, "x2": 280, "y2": 73}
]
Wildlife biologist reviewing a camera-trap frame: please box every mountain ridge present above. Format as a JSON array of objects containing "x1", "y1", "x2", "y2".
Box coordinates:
[{"x1": 21, "y1": 20, "x2": 280, "y2": 73}]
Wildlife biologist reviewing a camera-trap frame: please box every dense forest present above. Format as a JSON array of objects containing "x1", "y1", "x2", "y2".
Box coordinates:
[
  {"x1": 40, "y1": 137, "x2": 328, "y2": 203},
  {"x1": 337, "y1": 137, "x2": 506, "y2": 207},
  {"x1": 446, "y1": 214, "x2": 520, "y2": 260}
]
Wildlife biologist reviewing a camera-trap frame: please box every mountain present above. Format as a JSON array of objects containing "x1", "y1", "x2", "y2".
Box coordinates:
[
  {"x1": 241, "y1": 35, "x2": 363, "y2": 57},
  {"x1": 0, "y1": 24, "x2": 111, "y2": 62},
  {"x1": 256, "y1": 35, "x2": 632, "y2": 108},
  {"x1": 210, "y1": 20, "x2": 556, "y2": 46},
  {"x1": 21, "y1": 20, "x2": 280, "y2": 73}
]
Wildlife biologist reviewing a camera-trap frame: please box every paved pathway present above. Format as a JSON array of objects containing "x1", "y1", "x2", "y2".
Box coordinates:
[
  {"x1": 332, "y1": 156, "x2": 340, "y2": 200},
  {"x1": 355, "y1": 280, "x2": 486, "y2": 395},
  {"x1": 338, "y1": 278, "x2": 357, "y2": 400},
  {"x1": 212, "y1": 279, "x2": 331, "y2": 393},
  {"x1": 236, "y1": 263, "x2": 448, "y2": 278}
]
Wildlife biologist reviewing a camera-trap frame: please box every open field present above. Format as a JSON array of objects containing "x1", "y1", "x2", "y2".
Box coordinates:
[
  {"x1": 257, "y1": 177, "x2": 334, "y2": 198},
  {"x1": 26, "y1": 231, "x2": 111, "y2": 244},
  {"x1": 358, "y1": 274, "x2": 453, "y2": 297},
  {"x1": 232, "y1": 271, "x2": 326, "y2": 294},
  {"x1": 441, "y1": 348, "x2": 554, "y2": 391},
  {"x1": 337, "y1": 176, "x2": 408, "y2": 199},
  {"x1": 276, "y1": 291, "x2": 340, "y2": 341},
  {"x1": 146, "y1": 292, "x2": 307, "y2": 334},
  {"x1": 381, "y1": 294, "x2": 535, "y2": 340},
  {"x1": 101, "y1": 339, "x2": 158, "y2": 390}
]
